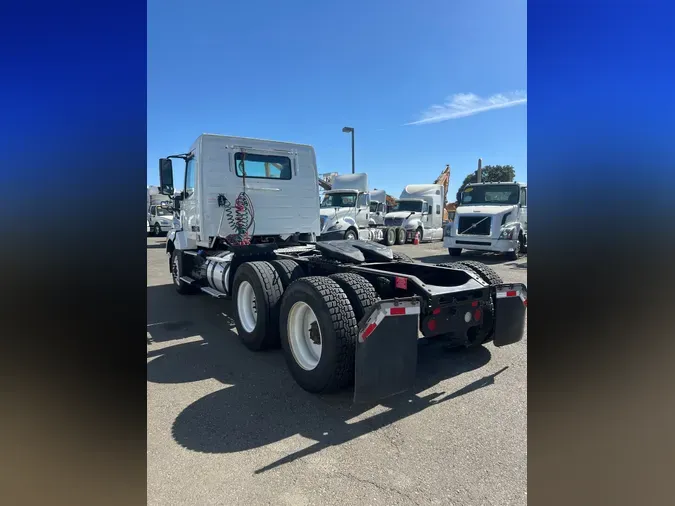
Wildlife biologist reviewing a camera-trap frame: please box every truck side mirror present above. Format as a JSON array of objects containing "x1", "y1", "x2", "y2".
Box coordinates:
[
  {"x1": 173, "y1": 197, "x2": 181, "y2": 211},
  {"x1": 159, "y1": 158, "x2": 174, "y2": 195}
]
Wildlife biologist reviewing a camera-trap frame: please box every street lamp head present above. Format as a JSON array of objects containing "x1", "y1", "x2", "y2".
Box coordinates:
[{"x1": 342, "y1": 126, "x2": 354, "y2": 133}]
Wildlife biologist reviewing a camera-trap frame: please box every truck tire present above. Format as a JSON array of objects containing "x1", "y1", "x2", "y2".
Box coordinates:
[
  {"x1": 448, "y1": 248, "x2": 462, "y2": 257},
  {"x1": 393, "y1": 251, "x2": 414, "y2": 263},
  {"x1": 383, "y1": 227, "x2": 396, "y2": 246},
  {"x1": 269, "y1": 259, "x2": 304, "y2": 289},
  {"x1": 521, "y1": 233, "x2": 527, "y2": 253},
  {"x1": 344, "y1": 228, "x2": 358, "y2": 240},
  {"x1": 280, "y1": 276, "x2": 358, "y2": 393},
  {"x1": 436, "y1": 262, "x2": 498, "y2": 346},
  {"x1": 395, "y1": 227, "x2": 406, "y2": 245},
  {"x1": 439, "y1": 260, "x2": 503, "y2": 285},
  {"x1": 233, "y1": 261, "x2": 284, "y2": 351},
  {"x1": 506, "y1": 235, "x2": 522, "y2": 261},
  {"x1": 170, "y1": 250, "x2": 198, "y2": 295},
  {"x1": 328, "y1": 272, "x2": 380, "y2": 321},
  {"x1": 154, "y1": 223, "x2": 162, "y2": 236}
]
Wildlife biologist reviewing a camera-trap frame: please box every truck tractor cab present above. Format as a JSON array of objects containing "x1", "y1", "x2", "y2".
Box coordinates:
[
  {"x1": 148, "y1": 201, "x2": 173, "y2": 236},
  {"x1": 368, "y1": 189, "x2": 388, "y2": 227},
  {"x1": 444, "y1": 182, "x2": 527, "y2": 260},
  {"x1": 384, "y1": 184, "x2": 445, "y2": 242},
  {"x1": 319, "y1": 173, "x2": 371, "y2": 241}
]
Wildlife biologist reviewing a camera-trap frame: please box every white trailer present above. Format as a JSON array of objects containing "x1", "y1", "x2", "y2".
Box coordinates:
[
  {"x1": 319, "y1": 174, "x2": 406, "y2": 245},
  {"x1": 384, "y1": 184, "x2": 445, "y2": 243},
  {"x1": 443, "y1": 182, "x2": 528, "y2": 260},
  {"x1": 157, "y1": 134, "x2": 527, "y2": 403},
  {"x1": 147, "y1": 185, "x2": 173, "y2": 236}
]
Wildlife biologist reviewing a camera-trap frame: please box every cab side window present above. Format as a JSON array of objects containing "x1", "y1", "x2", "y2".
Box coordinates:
[
  {"x1": 357, "y1": 193, "x2": 369, "y2": 208},
  {"x1": 149, "y1": 205, "x2": 156, "y2": 216},
  {"x1": 436, "y1": 204, "x2": 441, "y2": 215}
]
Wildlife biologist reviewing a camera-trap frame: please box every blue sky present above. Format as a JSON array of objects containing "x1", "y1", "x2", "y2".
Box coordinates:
[{"x1": 148, "y1": 0, "x2": 526, "y2": 199}]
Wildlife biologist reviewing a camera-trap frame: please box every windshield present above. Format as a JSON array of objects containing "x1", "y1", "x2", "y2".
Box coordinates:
[
  {"x1": 156, "y1": 207, "x2": 172, "y2": 216},
  {"x1": 461, "y1": 185, "x2": 520, "y2": 205},
  {"x1": 393, "y1": 200, "x2": 423, "y2": 213},
  {"x1": 321, "y1": 193, "x2": 357, "y2": 208},
  {"x1": 369, "y1": 202, "x2": 379, "y2": 212}
]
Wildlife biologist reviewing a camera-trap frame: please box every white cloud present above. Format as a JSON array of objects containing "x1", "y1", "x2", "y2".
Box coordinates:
[{"x1": 406, "y1": 90, "x2": 527, "y2": 125}]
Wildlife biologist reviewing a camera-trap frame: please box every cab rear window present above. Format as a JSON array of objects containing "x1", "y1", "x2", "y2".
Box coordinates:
[{"x1": 234, "y1": 152, "x2": 292, "y2": 180}]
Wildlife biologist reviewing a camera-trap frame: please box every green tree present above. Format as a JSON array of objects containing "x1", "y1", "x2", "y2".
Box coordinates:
[{"x1": 455, "y1": 165, "x2": 516, "y2": 202}]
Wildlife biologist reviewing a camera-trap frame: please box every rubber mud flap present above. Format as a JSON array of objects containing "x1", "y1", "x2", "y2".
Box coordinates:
[
  {"x1": 353, "y1": 299, "x2": 420, "y2": 404},
  {"x1": 492, "y1": 283, "x2": 527, "y2": 347}
]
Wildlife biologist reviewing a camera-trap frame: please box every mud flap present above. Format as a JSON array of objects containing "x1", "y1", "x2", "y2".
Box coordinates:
[
  {"x1": 492, "y1": 283, "x2": 527, "y2": 347},
  {"x1": 354, "y1": 297, "x2": 421, "y2": 404}
]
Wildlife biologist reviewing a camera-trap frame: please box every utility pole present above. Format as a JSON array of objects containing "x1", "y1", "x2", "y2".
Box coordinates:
[
  {"x1": 342, "y1": 127, "x2": 355, "y2": 174},
  {"x1": 476, "y1": 158, "x2": 482, "y2": 183}
]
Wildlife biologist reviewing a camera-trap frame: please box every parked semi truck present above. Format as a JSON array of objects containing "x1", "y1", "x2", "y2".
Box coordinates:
[
  {"x1": 444, "y1": 181, "x2": 528, "y2": 261},
  {"x1": 147, "y1": 185, "x2": 174, "y2": 236},
  {"x1": 158, "y1": 134, "x2": 527, "y2": 403},
  {"x1": 368, "y1": 189, "x2": 390, "y2": 227},
  {"x1": 319, "y1": 173, "x2": 406, "y2": 246},
  {"x1": 384, "y1": 184, "x2": 445, "y2": 243}
]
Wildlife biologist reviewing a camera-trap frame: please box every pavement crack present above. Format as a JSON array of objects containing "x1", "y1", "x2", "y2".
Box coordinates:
[{"x1": 335, "y1": 470, "x2": 420, "y2": 505}]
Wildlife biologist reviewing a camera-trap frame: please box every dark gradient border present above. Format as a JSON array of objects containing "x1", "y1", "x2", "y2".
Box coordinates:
[
  {"x1": 2, "y1": 1, "x2": 674, "y2": 504},
  {"x1": 529, "y1": 1, "x2": 675, "y2": 505},
  {"x1": 1, "y1": 2, "x2": 146, "y2": 505}
]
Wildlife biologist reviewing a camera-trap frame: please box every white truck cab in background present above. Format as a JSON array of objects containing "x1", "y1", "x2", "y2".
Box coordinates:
[
  {"x1": 147, "y1": 185, "x2": 173, "y2": 236},
  {"x1": 319, "y1": 173, "x2": 380, "y2": 241},
  {"x1": 444, "y1": 182, "x2": 527, "y2": 260},
  {"x1": 384, "y1": 184, "x2": 445, "y2": 242},
  {"x1": 368, "y1": 189, "x2": 389, "y2": 227}
]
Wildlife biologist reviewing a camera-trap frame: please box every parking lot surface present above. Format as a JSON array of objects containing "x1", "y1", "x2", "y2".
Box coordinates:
[{"x1": 147, "y1": 238, "x2": 527, "y2": 506}]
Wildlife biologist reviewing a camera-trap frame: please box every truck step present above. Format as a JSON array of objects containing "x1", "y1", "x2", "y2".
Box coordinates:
[
  {"x1": 180, "y1": 276, "x2": 196, "y2": 285},
  {"x1": 200, "y1": 286, "x2": 227, "y2": 299},
  {"x1": 183, "y1": 250, "x2": 198, "y2": 256}
]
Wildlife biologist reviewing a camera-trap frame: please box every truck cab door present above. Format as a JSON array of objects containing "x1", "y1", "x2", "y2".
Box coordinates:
[
  {"x1": 148, "y1": 205, "x2": 156, "y2": 223},
  {"x1": 356, "y1": 193, "x2": 370, "y2": 228},
  {"x1": 181, "y1": 153, "x2": 199, "y2": 239}
]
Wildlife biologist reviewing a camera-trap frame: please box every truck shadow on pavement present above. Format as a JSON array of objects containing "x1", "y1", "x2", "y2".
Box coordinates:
[{"x1": 147, "y1": 283, "x2": 503, "y2": 474}]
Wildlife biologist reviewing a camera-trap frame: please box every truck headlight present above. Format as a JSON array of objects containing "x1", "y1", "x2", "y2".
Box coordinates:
[{"x1": 499, "y1": 227, "x2": 516, "y2": 240}]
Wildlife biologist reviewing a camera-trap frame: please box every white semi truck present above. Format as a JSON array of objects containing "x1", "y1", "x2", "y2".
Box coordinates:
[
  {"x1": 368, "y1": 189, "x2": 390, "y2": 227},
  {"x1": 319, "y1": 173, "x2": 406, "y2": 246},
  {"x1": 157, "y1": 134, "x2": 527, "y2": 403},
  {"x1": 443, "y1": 181, "x2": 528, "y2": 260},
  {"x1": 384, "y1": 184, "x2": 445, "y2": 243},
  {"x1": 147, "y1": 185, "x2": 174, "y2": 236}
]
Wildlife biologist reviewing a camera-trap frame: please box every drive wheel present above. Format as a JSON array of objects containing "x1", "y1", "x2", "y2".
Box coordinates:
[
  {"x1": 328, "y1": 273, "x2": 380, "y2": 321},
  {"x1": 280, "y1": 276, "x2": 358, "y2": 393},
  {"x1": 395, "y1": 227, "x2": 406, "y2": 245},
  {"x1": 383, "y1": 227, "x2": 396, "y2": 246},
  {"x1": 170, "y1": 250, "x2": 198, "y2": 295},
  {"x1": 233, "y1": 261, "x2": 284, "y2": 351}
]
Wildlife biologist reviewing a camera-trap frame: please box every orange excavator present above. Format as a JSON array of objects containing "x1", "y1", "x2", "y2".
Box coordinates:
[{"x1": 434, "y1": 164, "x2": 456, "y2": 223}]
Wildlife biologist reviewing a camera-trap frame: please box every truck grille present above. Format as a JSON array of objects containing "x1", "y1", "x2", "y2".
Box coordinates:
[
  {"x1": 385, "y1": 217, "x2": 403, "y2": 226},
  {"x1": 458, "y1": 216, "x2": 491, "y2": 235}
]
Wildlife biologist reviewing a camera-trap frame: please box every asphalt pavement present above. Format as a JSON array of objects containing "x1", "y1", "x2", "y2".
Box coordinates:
[{"x1": 147, "y1": 237, "x2": 527, "y2": 506}]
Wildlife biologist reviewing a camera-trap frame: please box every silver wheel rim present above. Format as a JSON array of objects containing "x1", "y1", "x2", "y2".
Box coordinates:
[
  {"x1": 237, "y1": 281, "x2": 258, "y2": 333},
  {"x1": 287, "y1": 301, "x2": 322, "y2": 371},
  {"x1": 346, "y1": 231, "x2": 356, "y2": 240},
  {"x1": 172, "y1": 254, "x2": 180, "y2": 286}
]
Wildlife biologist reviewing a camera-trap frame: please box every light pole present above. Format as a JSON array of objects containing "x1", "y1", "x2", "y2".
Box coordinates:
[{"x1": 342, "y1": 126, "x2": 355, "y2": 174}]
